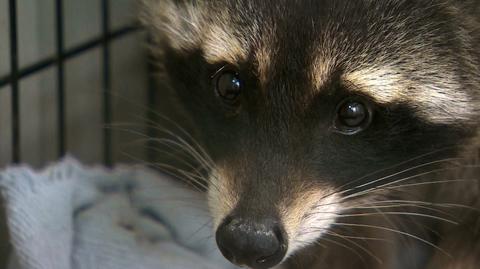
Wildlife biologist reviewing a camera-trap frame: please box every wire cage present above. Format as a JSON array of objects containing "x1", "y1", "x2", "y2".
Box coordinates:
[
  {"x1": 0, "y1": 0, "x2": 155, "y2": 168},
  {"x1": 0, "y1": 0, "x2": 157, "y2": 265}
]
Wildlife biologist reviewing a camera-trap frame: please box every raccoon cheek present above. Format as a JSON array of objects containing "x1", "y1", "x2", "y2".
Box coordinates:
[
  {"x1": 206, "y1": 170, "x2": 240, "y2": 229},
  {"x1": 279, "y1": 191, "x2": 343, "y2": 257}
]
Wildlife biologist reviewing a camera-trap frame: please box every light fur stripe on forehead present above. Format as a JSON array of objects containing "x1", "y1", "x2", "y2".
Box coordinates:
[
  {"x1": 140, "y1": 0, "x2": 203, "y2": 51},
  {"x1": 343, "y1": 67, "x2": 476, "y2": 124},
  {"x1": 202, "y1": 25, "x2": 248, "y2": 64},
  {"x1": 140, "y1": 0, "x2": 248, "y2": 64},
  {"x1": 252, "y1": 44, "x2": 273, "y2": 87},
  {"x1": 311, "y1": 56, "x2": 337, "y2": 90}
]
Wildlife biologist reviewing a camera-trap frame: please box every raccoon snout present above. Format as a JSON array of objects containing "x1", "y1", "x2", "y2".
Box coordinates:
[{"x1": 215, "y1": 215, "x2": 288, "y2": 269}]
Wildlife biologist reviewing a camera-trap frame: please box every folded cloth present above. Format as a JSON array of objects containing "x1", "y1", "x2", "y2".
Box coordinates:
[{"x1": 0, "y1": 158, "x2": 238, "y2": 269}]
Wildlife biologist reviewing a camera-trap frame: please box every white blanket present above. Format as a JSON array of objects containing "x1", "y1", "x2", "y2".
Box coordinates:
[{"x1": 0, "y1": 158, "x2": 238, "y2": 269}]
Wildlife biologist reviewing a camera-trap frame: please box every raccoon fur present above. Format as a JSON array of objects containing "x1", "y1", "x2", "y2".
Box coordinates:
[{"x1": 139, "y1": 1, "x2": 480, "y2": 268}]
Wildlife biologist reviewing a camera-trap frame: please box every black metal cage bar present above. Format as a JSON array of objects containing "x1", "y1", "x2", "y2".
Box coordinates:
[
  {"x1": 1, "y1": 0, "x2": 140, "y2": 165},
  {"x1": 55, "y1": 0, "x2": 66, "y2": 158},
  {"x1": 102, "y1": 0, "x2": 113, "y2": 166},
  {"x1": 8, "y1": 0, "x2": 20, "y2": 164}
]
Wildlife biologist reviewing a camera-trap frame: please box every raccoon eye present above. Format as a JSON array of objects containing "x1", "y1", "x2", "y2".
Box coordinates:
[
  {"x1": 214, "y1": 69, "x2": 243, "y2": 103},
  {"x1": 334, "y1": 98, "x2": 372, "y2": 135}
]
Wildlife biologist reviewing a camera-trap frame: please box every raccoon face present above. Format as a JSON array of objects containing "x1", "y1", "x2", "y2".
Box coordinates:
[{"x1": 140, "y1": 0, "x2": 480, "y2": 268}]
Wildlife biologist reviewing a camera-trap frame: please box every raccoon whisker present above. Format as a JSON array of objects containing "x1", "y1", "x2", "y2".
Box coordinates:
[
  {"x1": 346, "y1": 203, "x2": 448, "y2": 212},
  {"x1": 338, "y1": 233, "x2": 389, "y2": 243},
  {"x1": 330, "y1": 234, "x2": 390, "y2": 243},
  {"x1": 140, "y1": 159, "x2": 208, "y2": 188},
  {"x1": 345, "y1": 198, "x2": 455, "y2": 211},
  {"x1": 120, "y1": 140, "x2": 207, "y2": 175},
  {"x1": 317, "y1": 160, "x2": 464, "y2": 210},
  {"x1": 137, "y1": 138, "x2": 218, "y2": 189},
  {"x1": 122, "y1": 136, "x2": 204, "y2": 170},
  {"x1": 144, "y1": 119, "x2": 206, "y2": 158},
  {"x1": 342, "y1": 203, "x2": 454, "y2": 218},
  {"x1": 159, "y1": 165, "x2": 210, "y2": 191},
  {"x1": 317, "y1": 147, "x2": 463, "y2": 202},
  {"x1": 149, "y1": 137, "x2": 214, "y2": 171},
  {"x1": 106, "y1": 122, "x2": 199, "y2": 155},
  {"x1": 307, "y1": 194, "x2": 464, "y2": 219},
  {"x1": 335, "y1": 212, "x2": 457, "y2": 225},
  {"x1": 325, "y1": 231, "x2": 383, "y2": 264},
  {"x1": 371, "y1": 206, "x2": 413, "y2": 252},
  {"x1": 146, "y1": 141, "x2": 211, "y2": 174},
  {"x1": 340, "y1": 158, "x2": 463, "y2": 199},
  {"x1": 139, "y1": 117, "x2": 216, "y2": 166},
  {"x1": 333, "y1": 222, "x2": 451, "y2": 258},
  {"x1": 298, "y1": 229, "x2": 391, "y2": 243},
  {"x1": 137, "y1": 144, "x2": 210, "y2": 179},
  {"x1": 106, "y1": 113, "x2": 215, "y2": 171},
  {"x1": 129, "y1": 109, "x2": 216, "y2": 166},
  {"x1": 104, "y1": 125, "x2": 156, "y2": 141},
  {"x1": 331, "y1": 199, "x2": 479, "y2": 218},
  {"x1": 103, "y1": 124, "x2": 207, "y2": 171},
  {"x1": 314, "y1": 237, "x2": 368, "y2": 264},
  {"x1": 183, "y1": 219, "x2": 214, "y2": 243},
  {"x1": 309, "y1": 196, "x2": 460, "y2": 224},
  {"x1": 122, "y1": 152, "x2": 209, "y2": 192},
  {"x1": 381, "y1": 178, "x2": 480, "y2": 190},
  {"x1": 366, "y1": 199, "x2": 480, "y2": 212},
  {"x1": 292, "y1": 238, "x2": 328, "y2": 249},
  {"x1": 292, "y1": 237, "x2": 367, "y2": 264},
  {"x1": 341, "y1": 165, "x2": 471, "y2": 201},
  {"x1": 304, "y1": 209, "x2": 456, "y2": 226},
  {"x1": 378, "y1": 166, "x2": 480, "y2": 189},
  {"x1": 324, "y1": 230, "x2": 383, "y2": 264},
  {"x1": 313, "y1": 241, "x2": 328, "y2": 249},
  {"x1": 154, "y1": 166, "x2": 208, "y2": 192}
]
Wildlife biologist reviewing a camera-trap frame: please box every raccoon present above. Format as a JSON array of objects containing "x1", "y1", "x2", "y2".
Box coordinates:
[{"x1": 139, "y1": 0, "x2": 480, "y2": 268}]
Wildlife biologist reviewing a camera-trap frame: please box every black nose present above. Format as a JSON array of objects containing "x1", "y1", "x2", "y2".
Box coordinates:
[{"x1": 215, "y1": 216, "x2": 287, "y2": 269}]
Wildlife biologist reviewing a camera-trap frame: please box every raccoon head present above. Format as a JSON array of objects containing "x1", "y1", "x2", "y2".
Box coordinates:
[{"x1": 140, "y1": 0, "x2": 480, "y2": 268}]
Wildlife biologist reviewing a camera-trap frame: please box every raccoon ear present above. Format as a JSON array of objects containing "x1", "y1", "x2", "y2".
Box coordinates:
[{"x1": 139, "y1": 0, "x2": 204, "y2": 51}]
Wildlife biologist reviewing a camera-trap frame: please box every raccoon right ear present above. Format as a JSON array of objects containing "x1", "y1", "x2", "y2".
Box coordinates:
[{"x1": 138, "y1": 0, "x2": 205, "y2": 51}]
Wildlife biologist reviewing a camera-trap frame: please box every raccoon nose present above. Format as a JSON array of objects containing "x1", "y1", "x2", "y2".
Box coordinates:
[{"x1": 215, "y1": 216, "x2": 287, "y2": 269}]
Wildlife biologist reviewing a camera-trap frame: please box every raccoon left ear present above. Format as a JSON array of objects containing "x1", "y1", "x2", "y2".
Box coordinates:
[{"x1": 138, "y1": 0, "x2": 205, "y2": 51}]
